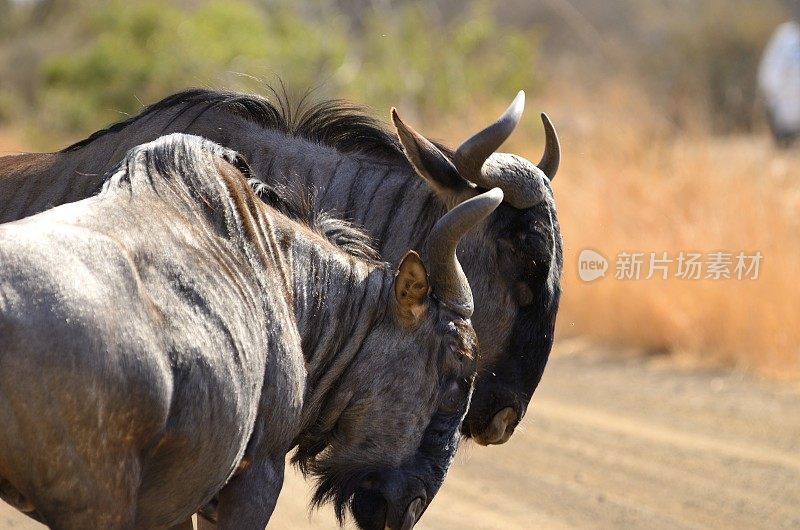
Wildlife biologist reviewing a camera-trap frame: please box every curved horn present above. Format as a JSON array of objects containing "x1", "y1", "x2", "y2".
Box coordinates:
[
  {"x1": 461, "y1": 112, "x2": 561, "y2": 209},
  {"x1": 454, "y1": 91, "x2": 525, "y2": 180},
  {"x1": 425, "y1": 188, "x2": 504, "y2": 317},
  {"x1": 537, "y1": 112, "x2": 560, "y2": 180}
]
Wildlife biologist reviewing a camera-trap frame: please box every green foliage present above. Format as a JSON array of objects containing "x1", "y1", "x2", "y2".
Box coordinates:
[
  {"x1": 30, "y1": 0, "x2": 540, "y2": 139},
  {"x1": 354, "y1": 2, "x2": 541, "y2": 116},
  {"x1": 41, "y1": 0, "x2": 344, "y2": 136}
]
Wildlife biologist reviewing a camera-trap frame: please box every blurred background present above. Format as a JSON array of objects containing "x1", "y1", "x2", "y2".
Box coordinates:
[{"x1": 1, "y1": 0, "x2": 799, "y2": 528}]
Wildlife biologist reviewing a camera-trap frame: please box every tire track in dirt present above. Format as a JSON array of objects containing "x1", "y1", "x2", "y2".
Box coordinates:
[{"x1": 535, "y1": 398, "x2": 800, "y2": 472}]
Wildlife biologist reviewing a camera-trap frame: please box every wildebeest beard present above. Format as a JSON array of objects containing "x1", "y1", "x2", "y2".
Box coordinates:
[{"x1": 293, "y1": 407, "x2": 464, "y2": 526}]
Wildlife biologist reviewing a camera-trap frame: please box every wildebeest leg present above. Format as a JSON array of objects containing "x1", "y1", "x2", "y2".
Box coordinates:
[{"x1": 214, "y1": 458, "x2": 284, "y2": 530}]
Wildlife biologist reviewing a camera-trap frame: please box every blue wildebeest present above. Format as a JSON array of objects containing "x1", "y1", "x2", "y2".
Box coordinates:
[
  {"x1": 0, "y1": 133, "x2": 504, "y2": 529},
  {"x1": 0, "y1": 88, "x2": 562, "y2": 446}
]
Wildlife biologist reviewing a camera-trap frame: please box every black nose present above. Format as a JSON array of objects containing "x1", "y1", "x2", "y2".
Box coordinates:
[
  {"x1": 463, "y1": 387, "x2": 525, "y2": 443},
  {"x1": 351, "y1": 472, "x2": 427, "y2": 530}
]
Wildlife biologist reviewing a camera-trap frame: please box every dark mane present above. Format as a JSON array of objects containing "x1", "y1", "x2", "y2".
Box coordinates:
[
  {"x1": 114, "y1": 133, "x2": 381, "y2": 264},
  {"x1": 63, "y1": 87, "x2": 409, "y2": 164},
  {"x1": 248, "y1": 178, "x2": 381, "y2": 263}
]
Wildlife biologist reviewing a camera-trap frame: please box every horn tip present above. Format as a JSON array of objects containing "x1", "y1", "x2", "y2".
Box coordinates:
[
  {"x1": 470, "y1": 187, "x2": 504, "y2": 211},
  {"x1": 537, "y1": 111, "x2": 560, "y2": 181},
  {"x1": 540, "y1": 112, "x2": 560, "y2": 143},
  {"x1": 511, "y1": 91, "x2": 525, "y2": 116},
  {"x1": 486, "y1": 187, "x2": 505, "y2": 204}
]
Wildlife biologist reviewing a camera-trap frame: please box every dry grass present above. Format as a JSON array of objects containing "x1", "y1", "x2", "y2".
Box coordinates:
[{"x1": 522, "y1": 81, "x2": 800, "y2": 378}]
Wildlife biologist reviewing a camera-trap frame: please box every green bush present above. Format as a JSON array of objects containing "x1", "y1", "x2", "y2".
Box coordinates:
[
  {"x1": 39, "y1": 0, "x2": 348, "y2": 135},
  {"x1": 35, "y1": 0, "x2": 541, "y2": 138},
  {"x1": 353, "y1": 2, "x2": 541, "y2": 116}
]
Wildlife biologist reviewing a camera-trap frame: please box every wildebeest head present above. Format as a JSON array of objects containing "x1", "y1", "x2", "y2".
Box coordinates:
[
  {"x1": 391, "y1": 93, "x2": 563, "y2": 446},
  {"x1": 296, "y1": 186, "x2": 504, "y2": 530}
]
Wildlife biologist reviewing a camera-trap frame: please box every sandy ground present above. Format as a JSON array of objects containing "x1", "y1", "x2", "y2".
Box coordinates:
[{"x1": 1, "y1": 340, "x2": 798, "y2": 529}]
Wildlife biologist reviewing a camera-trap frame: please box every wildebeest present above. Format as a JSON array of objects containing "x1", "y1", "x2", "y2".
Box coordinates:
[
  {"x1": 0, "y1": 133, "x2": 504, "y2": 529},
  {"x1": 0, "y1": 88, "x2": 562, "y2": 445}
]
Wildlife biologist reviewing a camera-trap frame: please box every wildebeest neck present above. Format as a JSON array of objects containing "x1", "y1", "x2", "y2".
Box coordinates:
[
  {"x1": 266, "y1": 211, "x2": 391, "y2": 436},
  {"x1": 157, "y1": 139, "x2": 393, "y2": 450}
]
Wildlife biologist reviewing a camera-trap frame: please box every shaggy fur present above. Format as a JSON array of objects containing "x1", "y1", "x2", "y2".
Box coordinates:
[
  {"x1": 63, "y1": 87, "x2": 410, "y2": 163},
  {"x1": 0, "y1": 134, "x2": 488, "y2": 529}
]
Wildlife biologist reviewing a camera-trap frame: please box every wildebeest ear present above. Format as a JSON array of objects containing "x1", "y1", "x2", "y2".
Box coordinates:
[
  {"x1": 391, "y1": 108, "x2": 475, "y2": 208},
  {"x1": 394, "y1": 250, "x2": 429, "y2": 324},
  {"x1": 221, "y1": 149, "x2": 254, "y2": 180}
]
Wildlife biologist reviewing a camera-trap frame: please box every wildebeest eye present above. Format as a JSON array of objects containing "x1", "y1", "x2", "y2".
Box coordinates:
[
  {"x1": 447, "y1": 342, "x2": 460, "y2": 357},
  {"x1": 515, "y1": 281, "x2": 534, "y2": 306},
  {"x1": 438, "y1": 381, "x2": 462, "y2": 415},
  {"x1": 497, "y1": 238, "x2": 521, "y2": 276}
]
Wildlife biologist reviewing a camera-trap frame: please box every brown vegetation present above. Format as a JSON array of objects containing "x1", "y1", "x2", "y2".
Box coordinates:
[{"x1": 546, "y1": 82, "x2": 800, "y2": 378}]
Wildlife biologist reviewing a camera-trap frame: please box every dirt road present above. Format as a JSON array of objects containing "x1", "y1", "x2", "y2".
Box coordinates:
[{"x1": 2, "y1": 341, "x2": 799, "y2": 529}]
